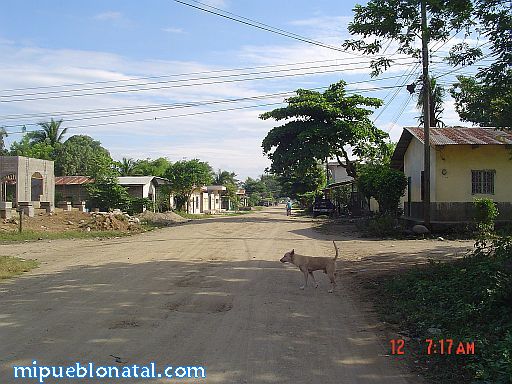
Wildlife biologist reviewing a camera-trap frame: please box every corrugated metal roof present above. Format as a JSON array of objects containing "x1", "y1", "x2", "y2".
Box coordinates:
[
  {"x1": 117, "y1": 176, "x2": 155, "y2": 185},
  {"x1": 406, "y1": 127, "x2": 512, "y2": 145},
  {"x1": 55, "y1": 176, "x2": 93, "y2": 185}
]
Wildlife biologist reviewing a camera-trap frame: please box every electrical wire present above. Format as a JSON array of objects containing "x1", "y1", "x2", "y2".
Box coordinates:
[
  {"x1": 0, "y1": 61, "x2": 420, "y2": 103},
  {"x1": 2, "y1": 83, "x2": 414, "y2": 134},
  {"x1": 173, "y1": 0, "x2": 402, "y2": 59},
  {"x1": 1, "y1": 56, "x2": 418, "y2": 94}
]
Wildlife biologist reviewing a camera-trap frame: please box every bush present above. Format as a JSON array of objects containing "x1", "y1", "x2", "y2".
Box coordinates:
[
  {"x1": 474, "y1": 198, "x2": 499, "y2": 251},
  {"x1": 296, "y1": 191, "x2": 321, "y2": 212},
  {"x1": 128, "y1": 197, "x2": 153, "y2": 215},
  {"x1": 358, "y1": 164, "x2": 407, "y2": 215},
  {"x1": 474, "y1": 198, "x2": 499, "y2": 231},
  {"x1": 86, "y1": 178, "x2": 131, "y2": 212},
  {"x1": 376, "y1": 234, "x2": 512, "y2": 383},
  {"x1": 357, "y1": 214, "x2": 400, "y2": 238}
]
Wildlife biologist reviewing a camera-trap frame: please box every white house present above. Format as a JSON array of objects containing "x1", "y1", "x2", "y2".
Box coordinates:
[
  {"x1": 187, "y1": 185, "x2": 227, "y2": 214},
  {"x1": 117, "y1": 176, "x2": 170, "y2": 212}
]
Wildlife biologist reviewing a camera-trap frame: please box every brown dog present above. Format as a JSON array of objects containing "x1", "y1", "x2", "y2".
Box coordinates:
[{"x1": 280, "y1": 241, "x2": 339, "y2": 293}]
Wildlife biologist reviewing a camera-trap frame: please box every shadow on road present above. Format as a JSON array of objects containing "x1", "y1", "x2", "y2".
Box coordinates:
[{"x1": 0, "y1": 257, "x2": 414, "y2": 384}]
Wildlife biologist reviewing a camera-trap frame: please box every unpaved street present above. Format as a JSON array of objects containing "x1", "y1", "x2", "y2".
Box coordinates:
[{"x1": 0, "y1": 208, "x2": 472, "y2": 383}]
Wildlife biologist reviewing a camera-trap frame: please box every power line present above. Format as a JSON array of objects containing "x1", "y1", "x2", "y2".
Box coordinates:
[
  {"x1": 0, "y1": 68, "x2": 418, "y2": 103},
  {"x1": 0, "y1": 58, "x2": 418, "y2": 99},
  {"x1": 173, "y1": 0, "x2": 401, "y2": 59},
  {"x1": 373, "y1": 62, "x2": 421, "y2": 123},
  {"x1": 2, "y1": 83, "x2": 413, "y2": 134},
  {"x1": 1, "y1": 56, "x2": 411, "y2": 94},
  {"x1": 4, "y1": 102, "x2": 285, "y2": 136},
  {"x1": 433, "y1": 52, "x2": 494, "y2": 79}
]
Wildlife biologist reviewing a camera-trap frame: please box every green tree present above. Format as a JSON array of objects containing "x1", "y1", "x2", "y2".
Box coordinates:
[
  {"x1": 31, "y1": 118, "x2": 68, "y2": 146},
  {"x1": 131, "y1": 157, "x2": 172, "y2": 177},
  {"x1": 54, "y1": 135, "x2": 114, "y2": 178},
  {"x1": 213, "y1": 169, "x2": 238, "y2": 186},
  {"x1": 10, "y1": 132, "x2": 56, "y2": 160},
  {"x1": 165, "y1": 159, "x2": 213, "y2": 211},
  {"x1": 243, "y1": 177, "x2": 267, "y2": 196},
  {"x1": 86, "y1": 176, "x2": 131, "y2": 212},
  {"x1": 278, "y1": 165, "x2": 326, "y2": 200},
  {"x1": 416, "y1": 76, "x2": 446, "y2": 127},
  {"x1": 260, "y1": 174, "x2": 282, "y2": 199},
  {"x1": 260, "y1": 81, "x2": 385, "y2": 179},
  {"x1": 343, "y1": 0, "x2": 511, "y2": 127},
  {"x1": 213, "y1": 169, "x2": 240, "y2": 210},
  {"x1": 116, "y1": 157, "x2": 136, "y2": 176},
  {"x1": 450, "y1": 74, "x2": 512, "y2": 127},
  {"x1": 357, "y1": 165, "x2": 407, "y2": 215}
]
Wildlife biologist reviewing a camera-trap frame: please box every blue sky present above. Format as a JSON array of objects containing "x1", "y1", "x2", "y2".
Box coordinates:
[{"x1": 0, "y1": 0, "x2": 485, "y2": 179}]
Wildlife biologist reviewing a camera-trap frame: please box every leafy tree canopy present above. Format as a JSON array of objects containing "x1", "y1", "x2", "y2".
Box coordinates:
[
  {"x1": 358, "y1": 164, "x2": 407, "y2": 215},
  {"x1": 278, "y1": 164, "x2": 326, "y2": 200},
  {"x1": 54, "y1": 135, "x2": 114, "y2": 179},
  {"x1": 31, "y1": 118, "x2": 68, "y2": 146},
  {"x1": 450, "y1": 72, "x2": 512, "y2": 127},
  {"x1": 165, "y1": 159, "x2": 213, "y2": 210},
  {"x1": 260, "y1": 81, "x2": 386, "y2": 179},
  {"x1": 213, "y1": 169, "x2": 239, "y2": 187},
  {"x1": 343, "y1": 0, "x2": 511, "y2": 126},
  {"x1": 10, "y1": 132, "x2": 56, "y2": 160},
  {"x1": 131, "y1": 157, "x2": 172, "y2": 177}
]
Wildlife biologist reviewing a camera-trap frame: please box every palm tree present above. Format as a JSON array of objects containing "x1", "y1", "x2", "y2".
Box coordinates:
[
  {"x1": 32, "y1": 118, "x2": 68, "y2": 146},
  {"x1": 117, "y1": 158, "x2": 136, "y2": 176},
  {"x1": 213, "y1": 169, "x2": 237, "y2": 186},
  {"x1": 416, "y1": 76, "x2": 446, "y2": 127}
]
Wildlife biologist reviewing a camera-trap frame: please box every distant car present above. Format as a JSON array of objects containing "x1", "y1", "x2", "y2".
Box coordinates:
[{"x1": 312, "y1": 199, "x2": 334, "y2": 217}]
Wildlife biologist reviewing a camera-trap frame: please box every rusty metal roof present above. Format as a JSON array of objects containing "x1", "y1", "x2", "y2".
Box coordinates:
[
  {"x1": 406, "y1": 127, "x2": 512, "y2": 145},
  {"x1": 390, "y1": 127, "x2": 512, "y2": 170},
  {"x1": 55, "y1": 176, "x2": 93, "y2": 185}
]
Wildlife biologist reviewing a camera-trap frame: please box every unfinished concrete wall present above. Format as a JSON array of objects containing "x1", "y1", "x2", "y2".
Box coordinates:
[{"x1": 0, "y1": 156, "x2": 55, "y2": 207}]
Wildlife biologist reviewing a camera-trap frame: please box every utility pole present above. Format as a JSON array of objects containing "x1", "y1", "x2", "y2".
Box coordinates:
[{"x1": 421, "y1": 0, "x2": 431, "y2": 228}]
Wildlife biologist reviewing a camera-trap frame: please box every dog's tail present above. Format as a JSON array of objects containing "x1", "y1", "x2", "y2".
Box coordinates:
[{"x1": 333, "y1": 240, "x2": 339, "y2": 260}]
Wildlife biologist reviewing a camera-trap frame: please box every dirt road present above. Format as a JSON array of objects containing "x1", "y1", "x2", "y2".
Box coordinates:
[{"x1": 0, "y1": 207, "x2": 472, "y2": 383}]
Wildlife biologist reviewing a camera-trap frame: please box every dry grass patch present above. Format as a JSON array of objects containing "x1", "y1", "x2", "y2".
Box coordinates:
[{"x1": 0, "y1": 256, "x2": 39, "y2": 280}]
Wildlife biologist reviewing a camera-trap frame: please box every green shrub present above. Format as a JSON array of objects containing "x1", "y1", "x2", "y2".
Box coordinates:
[
  {"x1": 86, "y1": 178, "x2": 131, "y2": 212},
  {"x1": 358, "y1": 164, "x2": 407, "y2": 216},
  {"x1": 358, "y1": 214, "x2": 400, "y2": 238},
  {"x1": 128, "y1": 197, "x2": 153, "y2": 215},
  {"x1": 474, "y1": 198, "x2": 499, "y2": 251},
  {"x1": 296, "y1": 191, "x2": 321, "y2": 212},
  {"x1": 376, "y1": 234, "x2": 512, "y2": 383}
]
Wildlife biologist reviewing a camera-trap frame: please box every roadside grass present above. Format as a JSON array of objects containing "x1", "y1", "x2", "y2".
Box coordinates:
[
  {"x1": 0, "y1": 230, "x2": 131, "y2": 242},
  {"x1": 373, "y1": 238, "x2": 512, "y2": 383},
  {"x1": 0, "y1": 256, "x2": 39, "y2": 280}
]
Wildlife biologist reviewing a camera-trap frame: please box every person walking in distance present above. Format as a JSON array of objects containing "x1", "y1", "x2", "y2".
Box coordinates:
[{"x1": 286, "y1": 200, "x2": 292, "y2": 216}]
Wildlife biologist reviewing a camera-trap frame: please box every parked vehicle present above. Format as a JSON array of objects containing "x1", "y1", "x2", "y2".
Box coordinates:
[{"x1": 312, "y1": 198, "x2": 334, "y2": 217}]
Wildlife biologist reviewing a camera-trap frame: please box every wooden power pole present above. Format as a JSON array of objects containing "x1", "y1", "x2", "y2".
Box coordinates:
[{"x1": 421, "y1": 0, "x2": 431, "y2": 227}]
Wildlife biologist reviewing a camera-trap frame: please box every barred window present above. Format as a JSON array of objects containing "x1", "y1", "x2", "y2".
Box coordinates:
[{"x1": 471, "y1": 170, "x2": 495, "y2": 194}]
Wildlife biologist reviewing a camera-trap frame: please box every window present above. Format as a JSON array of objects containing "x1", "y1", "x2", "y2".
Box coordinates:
[{"x1": 472, "y1": 170, "x2": 495, "y2": 194}]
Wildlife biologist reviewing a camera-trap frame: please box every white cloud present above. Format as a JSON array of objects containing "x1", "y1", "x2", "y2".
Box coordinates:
[
  {"x1": 162, "y1": 27, "x2": 185, "y2": 34},
  {"x1": 94, "y1": 11, "x2": 123, "y2": 21},
  {"x1": 0, "y1": 13, "x2": 480, "y2": 179},
  {"x1": 201, "y1": 0, "x2": 228, "y2": 9}
]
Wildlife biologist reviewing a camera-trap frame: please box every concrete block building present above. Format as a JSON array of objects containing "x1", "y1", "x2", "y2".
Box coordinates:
[{"x1": 0, "y1": 156, "x2": 55, "y2": 209}]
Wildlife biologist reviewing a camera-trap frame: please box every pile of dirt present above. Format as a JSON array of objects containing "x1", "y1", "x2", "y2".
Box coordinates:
[
  {"x1": 84, "y1": 212, "x2": 142, "y2": 232},
  {"x1": 0, "y1": 210, "x2": 92, "y2": 232},
  {"x1": 137, "y1": 211, "x2": 189, "y2": 226}
]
